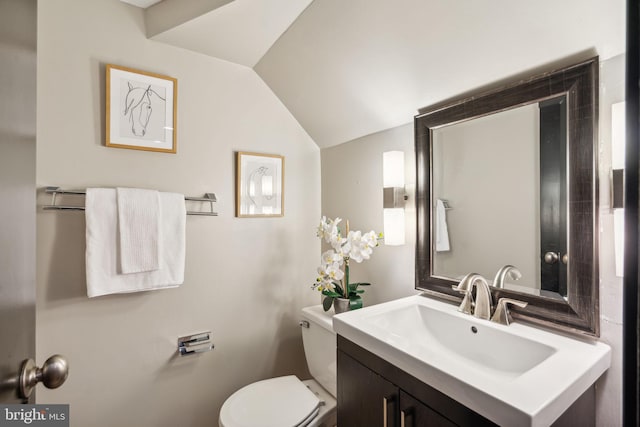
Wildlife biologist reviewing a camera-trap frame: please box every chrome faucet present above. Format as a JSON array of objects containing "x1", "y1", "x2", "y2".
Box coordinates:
[
  {"x1": 452, "y1": 274, "x2": 492, "y2": 320},
  {"x1": 470, "y1": 276, "x2": 493, "y2": 320},
  {"x1": 492, "y1": 265, "x2": 522, "y2": 289},
  {"x1": 454, "y1": 273, "x2": 528, "y2": 324}
]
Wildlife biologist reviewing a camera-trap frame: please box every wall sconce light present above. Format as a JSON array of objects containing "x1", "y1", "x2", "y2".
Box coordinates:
[
  {"x1": 612, "y1": 101, "x2": 625, "y2": 277},
  {"x1": 383, "y1": 151, "x2": 407, "y2": 245}
]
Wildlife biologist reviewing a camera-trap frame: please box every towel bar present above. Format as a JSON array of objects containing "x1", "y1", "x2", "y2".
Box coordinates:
[{"x1": 42, "y1": 186, "x2": 218, "y2": 216}]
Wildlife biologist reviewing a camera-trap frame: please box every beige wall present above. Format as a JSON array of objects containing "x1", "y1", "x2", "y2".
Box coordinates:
[
  {"x1": 321, "y1": 123, "x2": 419, "y2": 306},
  {"x1": 35, "y1": 0, "x2": 320, "y2": 425},
  {"x1": 321, "y1": 55, "x2": 624, "y2": 425}
]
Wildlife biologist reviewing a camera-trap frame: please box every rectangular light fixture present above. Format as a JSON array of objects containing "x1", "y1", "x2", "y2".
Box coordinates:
[
  {"x1": 612, "y1": 101, "x2": 625, "y2": 277},
  {"x1": 383, "y1": 151, "x2": 406, "y2": 246}
]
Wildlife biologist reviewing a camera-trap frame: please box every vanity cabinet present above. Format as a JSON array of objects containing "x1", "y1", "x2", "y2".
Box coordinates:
[
  {"x1": 338, "y1": 345, "x2": 456, "y2": 426},
  {"x1": 337, "y1": 336, "x2": 494, "y2": 427},
  {"x1": 337, "y1": 336, "x2": 595, "y2": 427}
]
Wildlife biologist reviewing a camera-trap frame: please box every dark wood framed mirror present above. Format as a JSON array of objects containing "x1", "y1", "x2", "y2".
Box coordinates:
[{"x1": 415, "y1": 57, "x2": 599, "y2": 336}]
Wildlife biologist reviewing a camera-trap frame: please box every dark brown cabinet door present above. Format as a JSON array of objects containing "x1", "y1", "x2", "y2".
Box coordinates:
[
  {"x1": 337, "y1": 350, "x2": 399, "y2": 427},
  {"x1": 399, "y1": 390, "x2": 456, "y2": 427}
]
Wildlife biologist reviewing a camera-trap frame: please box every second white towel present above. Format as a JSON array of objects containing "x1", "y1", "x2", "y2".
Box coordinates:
[
  {"x1": 117, "y1": 187, "x2": 160, "y2": 274},
  {"x1": 435, "y1": 199, "x2": 450, "y2": 252}
]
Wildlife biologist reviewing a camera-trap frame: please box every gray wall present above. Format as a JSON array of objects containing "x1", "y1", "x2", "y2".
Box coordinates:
[{"x1": 35, "y1": 0, "x2": 320, "y2": 425}]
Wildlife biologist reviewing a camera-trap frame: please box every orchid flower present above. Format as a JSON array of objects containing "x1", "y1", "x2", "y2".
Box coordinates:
[
  {"x1": 317, "y1": 216, "x2": 343, "y2": 245},
  {"x1": 321, "y1": 250, "x2": 343, "y2": 266},
  {"x1": 313, "y1": 217, "x2": 383, "y2": 312}
]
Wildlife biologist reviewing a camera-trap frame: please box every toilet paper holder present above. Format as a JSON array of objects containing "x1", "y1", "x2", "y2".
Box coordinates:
[{"x1": 178, "y1": 331, "x2": 214, "y2": 356}]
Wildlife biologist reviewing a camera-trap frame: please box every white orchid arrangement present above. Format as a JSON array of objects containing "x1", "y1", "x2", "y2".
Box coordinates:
[{"x1": 313, "y1": 216, "x2": 383, "y2": 311}]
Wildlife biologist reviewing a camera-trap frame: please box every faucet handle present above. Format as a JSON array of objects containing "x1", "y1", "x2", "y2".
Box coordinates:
[{"x1": 491, "y1": 298, "x2": 528, "y2": 325}]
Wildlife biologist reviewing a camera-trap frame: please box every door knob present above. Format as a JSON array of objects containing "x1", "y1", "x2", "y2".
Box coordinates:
[
  {"x1": 543, "y1": 251, "x2": 559, "y2": 264},
  {"x1": 18, "y1": 355, "x2": 68, "y2": 399}
]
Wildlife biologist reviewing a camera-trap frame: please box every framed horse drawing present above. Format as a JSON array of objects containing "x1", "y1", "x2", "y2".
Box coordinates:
[{"x1": 106, "y1": 64, "x2": 177, "y2": 153}]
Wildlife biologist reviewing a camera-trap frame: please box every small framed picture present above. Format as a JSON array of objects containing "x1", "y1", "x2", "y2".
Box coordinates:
[
  {"x1": 106, "y1": 64, "x2": 177, "y2": 153},
  {"x1": 236, "y1": 152, "x2": 284, "y2": 217}
]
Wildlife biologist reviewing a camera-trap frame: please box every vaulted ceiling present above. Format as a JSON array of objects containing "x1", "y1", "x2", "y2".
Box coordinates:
[{"x1": 127, "y1": 0, "x2": 626, "y2": 148}]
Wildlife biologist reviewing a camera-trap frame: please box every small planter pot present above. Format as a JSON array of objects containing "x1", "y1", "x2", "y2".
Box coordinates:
[{"x1": 333, "y1": 297, "x2": 351, "y2": 314}]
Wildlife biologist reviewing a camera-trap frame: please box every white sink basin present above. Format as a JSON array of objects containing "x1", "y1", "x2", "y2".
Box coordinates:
[
  {"x1": 370, "y1": 301, "x2": 557, "y2": 377},
  {"x1": 333, "y1": 295, "x2": 611, "y2": 427}
]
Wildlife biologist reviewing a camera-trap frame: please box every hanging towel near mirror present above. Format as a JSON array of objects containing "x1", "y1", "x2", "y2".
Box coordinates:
[
  {"x1": 85, "y1": 188, "x2": 186, "y2": 298},
  {"x1": 435, "y1": 199, "x2": 450, "y2": 252}
]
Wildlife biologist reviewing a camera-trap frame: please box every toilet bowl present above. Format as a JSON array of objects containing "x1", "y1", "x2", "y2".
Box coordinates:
[{"x1": 219, "y1": 305, "x2": 337, "y2": 427}]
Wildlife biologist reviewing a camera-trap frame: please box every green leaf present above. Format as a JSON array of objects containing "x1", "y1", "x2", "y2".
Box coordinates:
[
  {"x1": 356, "y1": 283, "x2": 372, "y2": 286},
  {"x1": 322, "y1": 296, "x2": 334, "y2": 312},
  {"x1": 321, "y1": 288, "x2": 341, "y2": 297},
  {"x1": 334, "y1": 283, "x2": 345, "y2": 297},
  {"x1": 323, "y1": 291, "x2": 341, "y2": 297}
]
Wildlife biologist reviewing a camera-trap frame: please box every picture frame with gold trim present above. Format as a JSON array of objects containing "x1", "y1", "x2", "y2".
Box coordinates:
[
  {"x1": 106, "y1": 64, "x2": 177, "y2": 153},
  {"x1": 236, "y1": 152, "x2": 284, "y2": 217}
]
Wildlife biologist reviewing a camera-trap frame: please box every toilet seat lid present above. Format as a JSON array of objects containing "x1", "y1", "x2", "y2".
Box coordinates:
[{"x1": 219, "y1": 375, "x2": 320, "y2": 427}]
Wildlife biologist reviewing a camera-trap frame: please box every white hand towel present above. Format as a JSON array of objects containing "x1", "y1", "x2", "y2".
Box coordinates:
[
  {"x1": 435, "y1": 199, "x2": 451, "y2": 252},
  {"x1": 117, "y1": 187, "x2": 160, "y2": 274},
  {"x1": 85, "y1": 188, "x2": 186, "y2": 298}
]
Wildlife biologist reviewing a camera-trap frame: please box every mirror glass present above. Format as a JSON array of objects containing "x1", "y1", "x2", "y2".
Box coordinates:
[
  {"x1": 431, "y1": 95, "x2": 567, "y2": 299},
  {"x1": 415, "y1": 57, "x2": 599, "y2": 336}
]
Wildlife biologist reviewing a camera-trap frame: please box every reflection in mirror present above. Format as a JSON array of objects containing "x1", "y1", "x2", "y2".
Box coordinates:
[
  {"x1": 431, "y1": 95, "x2": 567, "y2": 299},
  {"x1": 415, "y1": 57, "x2": 599, "y2": 336}
]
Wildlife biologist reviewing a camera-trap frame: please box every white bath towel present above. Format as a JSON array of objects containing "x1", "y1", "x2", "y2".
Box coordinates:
[
  {"x1": 435, "y1": 199, "x2": 450, "y2": 252},
  {"x1": 117, "y1": 187, "x2": 160, "y2": 274},
  {"x1": 85, "y1": 188, "x2": 186, "y2": 298}
]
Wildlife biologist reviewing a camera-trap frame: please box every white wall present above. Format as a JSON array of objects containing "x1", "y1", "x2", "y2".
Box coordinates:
[
  {"x1": 321, "y1": 54, "x2": 625, "y2": 425},
  {"x1": 35, "y1": 1, "x2": 320, "y2": 425}
]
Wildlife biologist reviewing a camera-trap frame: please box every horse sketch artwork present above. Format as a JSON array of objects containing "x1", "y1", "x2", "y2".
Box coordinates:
[
  {"x1": 106, "y1": 64, "x2": 177, "y2": 153},
  {"x1": 122, "y1": 82, "x2": 166, "y2": 139}
]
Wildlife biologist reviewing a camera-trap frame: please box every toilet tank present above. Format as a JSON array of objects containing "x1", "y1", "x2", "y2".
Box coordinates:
[{"x1": 301, "y1": 305, "x2": 337, "y2": 397}]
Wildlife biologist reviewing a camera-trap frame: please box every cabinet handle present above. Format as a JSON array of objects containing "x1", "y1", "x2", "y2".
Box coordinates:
[
  {"x1": 383, "y1": 397, "x2": 390, "y2": 427},
  {"x1": 400, "y1": 410, "x2": 406, "y2": 427}
]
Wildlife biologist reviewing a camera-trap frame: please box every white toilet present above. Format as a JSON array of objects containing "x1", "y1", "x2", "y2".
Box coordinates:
[{"x1": 219, "y1": 305, "x2": 337, "y2": 427}]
